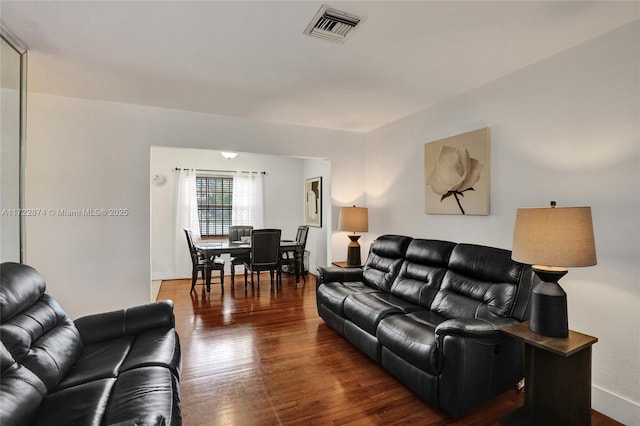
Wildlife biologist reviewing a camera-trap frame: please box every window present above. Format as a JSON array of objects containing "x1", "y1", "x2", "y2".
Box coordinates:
[{"x1": 196, "y1": 176, "x2": 233, "y2": 237}]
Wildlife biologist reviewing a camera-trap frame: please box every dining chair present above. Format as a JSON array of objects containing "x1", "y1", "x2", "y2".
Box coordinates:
[
  {"x1": 280, "y1": 225, "x2": 309, "y2": 283},
  {"x1": 228, "y1": 225, "x2": 253, "y2": 285},
  {"x1": 184, "y1": 229, "x2": 225, "y2": 292},
  {"x1": 244, "y1": 229, "x2": 281, "y2": 288}
]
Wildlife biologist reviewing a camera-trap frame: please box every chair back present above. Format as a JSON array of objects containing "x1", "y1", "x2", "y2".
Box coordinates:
[
  {"x1": 184, "y1": 229, "x2": 199, "y2": 265},
  {"x1": 251, "y1": 229, "x2": 281, "y2": 267},
  {"x1": 229, "y1": 225, "x2": 253, "y2": 242},
  {"x1": 295, "y1": 225, "x2": 310, "y2": 251}
]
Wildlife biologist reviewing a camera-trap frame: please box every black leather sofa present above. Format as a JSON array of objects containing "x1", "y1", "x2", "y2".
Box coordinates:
[
  {"x1": 316, "y1": 235, "x2": 535, "y2": 416},
  {"x1": 0, "y1": 262, "x2": 182, "y2": 426}
]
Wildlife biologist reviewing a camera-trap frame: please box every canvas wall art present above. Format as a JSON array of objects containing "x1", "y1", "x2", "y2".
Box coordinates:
[
  {"x1": 424, "y1": 127, "x2": 490, "y2": 215},
  {"x1": 305, "y1": 176, "x2": 322, "y2": 227}
]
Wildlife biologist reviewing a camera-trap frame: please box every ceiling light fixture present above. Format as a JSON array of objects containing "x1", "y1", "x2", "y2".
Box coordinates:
[{"x1": 221, "y1": 151, "x2": 238, "y2": 160}]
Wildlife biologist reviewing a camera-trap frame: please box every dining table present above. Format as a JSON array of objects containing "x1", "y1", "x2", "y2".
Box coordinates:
[{"x1": 194, "y1": 240, "x2": 303, "y2": 289}]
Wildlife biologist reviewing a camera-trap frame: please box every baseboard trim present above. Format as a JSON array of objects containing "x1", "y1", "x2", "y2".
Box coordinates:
[{"x1": 593, "y1": 384, "x2": 640, "y2": 426}]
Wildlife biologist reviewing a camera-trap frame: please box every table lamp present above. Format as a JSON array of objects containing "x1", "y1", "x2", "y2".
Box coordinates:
[
  {"x1": 338, "y1": 206, "x2": 368, "y2": 266},
  {"x1": 511, "y1": 201, "x2": 596, "y2": 337}
]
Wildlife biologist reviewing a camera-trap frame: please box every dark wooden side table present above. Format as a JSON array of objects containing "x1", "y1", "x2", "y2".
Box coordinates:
[
  {"x1": 331, "y1": 261, "x2": 362, "y2": 268},
  {"x1": 501, "y1": 321, "x2": 598, "y2": 426}
]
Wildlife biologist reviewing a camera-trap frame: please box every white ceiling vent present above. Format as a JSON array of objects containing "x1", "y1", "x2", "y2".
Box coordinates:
[{"x1": 304, "y1": 5, "x2": 363, "y2": 43}]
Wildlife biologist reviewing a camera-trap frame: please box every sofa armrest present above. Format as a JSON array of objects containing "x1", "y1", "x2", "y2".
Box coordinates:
[
  {"x1": 316, "y1": 266, "x2": 364, "y2": 286},
  {"x1": 74, "y1": 300, "x2": 176, "y2": 346},
  {"x1": 436, "y1": 317, "x2": 525, "y2": 416},
  {"x1": 435, "y1": 317, "x2": 521, "y2": 340}
]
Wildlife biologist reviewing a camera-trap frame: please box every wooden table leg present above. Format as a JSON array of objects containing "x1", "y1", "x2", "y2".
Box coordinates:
[
  {"x1": 205, "y1": 266, "x2": 212, "y2": 293},
  {"x1": 295, "y1": 248, "x2": 301, "y2": 284}
]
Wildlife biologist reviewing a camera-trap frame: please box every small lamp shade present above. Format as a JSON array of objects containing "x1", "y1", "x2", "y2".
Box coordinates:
[
  {"x1": 338, "y1": 206, "x2": 368, "y2": 233},
  {"x1": 338, "y1": 206, "x2": 368, "y2": 266},
  {"x1": 512, "y1": 206, "x2": 596, "y2": 268},
  {"x1": 511, "y1": 203, "x2": 596, "y2": 337}
]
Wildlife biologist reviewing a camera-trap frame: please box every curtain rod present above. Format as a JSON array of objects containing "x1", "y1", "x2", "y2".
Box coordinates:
[{"x1": 175, "y1": 167, "x2": 266, "y2": 175}]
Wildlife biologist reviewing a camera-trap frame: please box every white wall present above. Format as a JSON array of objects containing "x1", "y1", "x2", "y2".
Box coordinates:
[
  {"x1": 25, "y1": 96, "x2": 364, "y2": 319},
  {"x1": 1, "y1": 34, "x2": 24, "y2": 262},
  {"x1": 363, "y1": 22, "x2": 639, "y2": 424},
  {"x1": 151, "y1": 146, "x2": 318, "y2": 280},
  {"x1": 1, "y1": 87, "x2": 21, "y2": 262},
  {"x1": 303, "y1": 158, "x2": 332, "y2": 272}
]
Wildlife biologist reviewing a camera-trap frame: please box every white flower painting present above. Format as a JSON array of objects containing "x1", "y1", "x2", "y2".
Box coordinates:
[{"x1": 424, "y1": 128, "x2": 490, "y2": 215}]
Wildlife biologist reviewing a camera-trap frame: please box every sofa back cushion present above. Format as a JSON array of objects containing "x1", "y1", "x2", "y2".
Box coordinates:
[
  {"x1": 0, "y1": 262, "x2": 47, "y2": 320},
  {"x1": 430, "y1": 244, "x2": 525, "y2": 320},
  {"x1": 390, "y1": 239, "x2": 455, "y2": 308},
  {"x1": 0, "y1": 263, "x2": 83, "y2": 391},
  {"x1": 362, "y1": 235, "x2": 412, "y2": 292},
  {"x1": 1, "y1": 341, "x2": 47, "y2": 425}
]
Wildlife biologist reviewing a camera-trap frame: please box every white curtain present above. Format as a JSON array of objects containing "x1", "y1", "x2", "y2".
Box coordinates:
[
  {"x1": 232, "y1": 172, "x2": 264, "y2": 228},
  {"x1": 175, "y1": 168, "x2": 200, "y2": 277}
]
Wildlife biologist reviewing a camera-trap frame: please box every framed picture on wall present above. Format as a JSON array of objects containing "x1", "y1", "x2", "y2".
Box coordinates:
[
  {"x1": 305, "y1": 177, "x2": 322, "y2": 227},
  {"x1": 424, "y1": 127, "x2": 490, "y2": 215}
]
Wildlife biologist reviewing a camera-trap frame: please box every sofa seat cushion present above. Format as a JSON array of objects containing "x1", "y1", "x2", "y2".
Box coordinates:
[
  {"x1": 317, "y1": 281, "x2": 380, "y2": 316},
  {"x1": 368, "y1": 293, "x2": 426, "y2": 314},
  {"x1": 103, "y1": 366, "x2": 181, "y2": 426},
  {"x1": 377, "y1": 311, "x2": 448, "y2": 375},
  {"x1": 120, "y1": 328, "x2": 181, "y2": 377},
  {"x1": 57, "y1": 328, "x2": 181, "y2": 392},
  {"x1": 32, "y1": 378, "x2": 116, "y2": 426},
  {"x1": 343, "y1": 293, "x2": 404, "y2": 335},
  {"x1": 56, "y1": 336, "x2": 134, "y2": 391},
  {"x1": 33, "y1": 366, "x2": 180, "y2": 426}
]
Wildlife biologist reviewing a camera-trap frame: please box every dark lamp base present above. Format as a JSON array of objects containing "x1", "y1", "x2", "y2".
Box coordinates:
[
  {"x1": 530, "y1": 268, "x2": 569, "y2": 338},
  {"x1": 346, "y1": 234, "x2": 362, "y2": 266}
]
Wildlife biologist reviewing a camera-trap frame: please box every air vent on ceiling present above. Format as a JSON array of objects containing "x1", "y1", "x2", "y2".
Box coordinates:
[{"x1": 304, "y1": 5, "x2": 363, "y2": 43}]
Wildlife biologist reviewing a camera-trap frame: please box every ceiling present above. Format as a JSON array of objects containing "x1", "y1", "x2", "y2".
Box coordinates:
[{"x1": 1, "y1": 1, "x2": 638, "y2": 133}]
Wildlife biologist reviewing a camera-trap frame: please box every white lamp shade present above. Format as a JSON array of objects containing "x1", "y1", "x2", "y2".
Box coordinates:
[
  {"x1": 512, "y1": 206, "x2": 596, "y2": 268},
  {"x1": 338, "y1": 206, "x2": 368, "y2": 233}
]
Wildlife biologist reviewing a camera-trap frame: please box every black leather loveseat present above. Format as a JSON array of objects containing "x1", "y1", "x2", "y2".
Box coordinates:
[
  {"x1": 0, "y1": 262, "x2": 182, "y2": 426},
  {"x1": 316, "y1": 235, "x2": 535, "y2": 416}
]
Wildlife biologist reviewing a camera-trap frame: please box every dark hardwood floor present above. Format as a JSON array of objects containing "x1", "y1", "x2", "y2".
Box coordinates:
[{"x1": 157, "y1": 273, "x2": 620, "y2": 426}]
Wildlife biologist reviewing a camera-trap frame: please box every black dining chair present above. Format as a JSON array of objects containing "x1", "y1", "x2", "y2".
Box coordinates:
[
  {"x1": 184, "y1": 229, "x2": 225, "y2": 293},
  {"x1": 244, "y1": 229, "x2": 281, "y2": 288},
  {"x1": 228, "y1": 225, "x2": 253, "y2": 285},
  {"x1": 280, "y1": 225, "x2": 309, "y2": 283}
]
